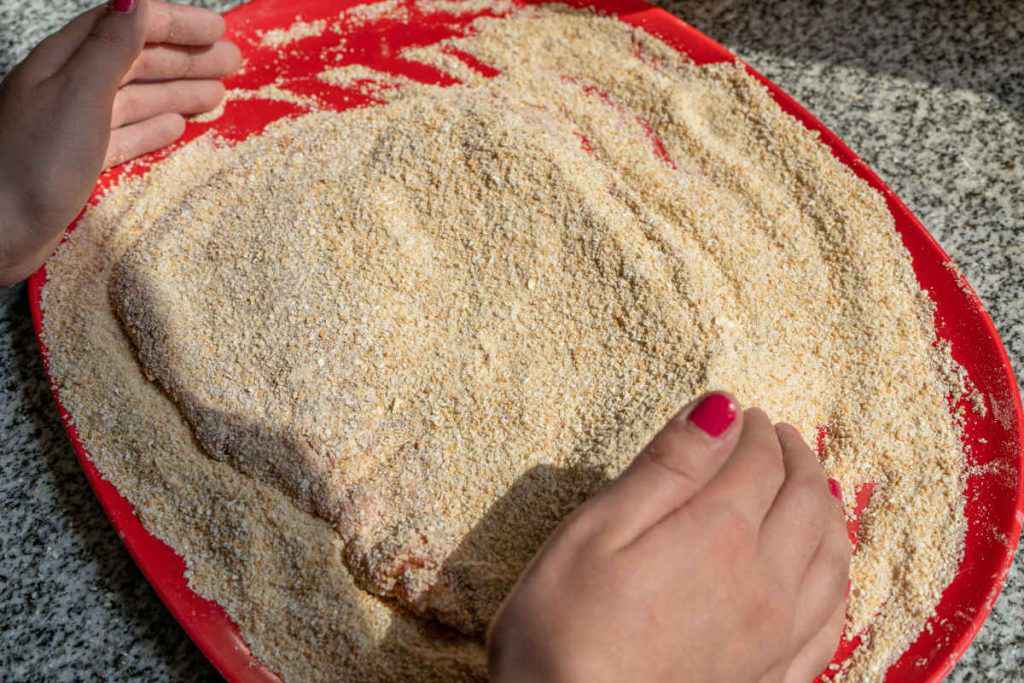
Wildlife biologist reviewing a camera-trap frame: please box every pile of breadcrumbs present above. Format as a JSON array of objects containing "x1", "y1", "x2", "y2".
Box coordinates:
[{"x1": 41, "y1": 2, "x2": 971, "y2": 681}]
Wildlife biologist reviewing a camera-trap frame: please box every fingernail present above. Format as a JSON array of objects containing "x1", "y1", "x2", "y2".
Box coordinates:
[
  {"x1": 828, "y1": 478, "x2": 843, "y2": 502},
  {"x1": 109, "y1": 0, "x2": 136, "y2": 13},
  {"x1": 687, "y1": 393, "x2": 737, "y2": 438}
]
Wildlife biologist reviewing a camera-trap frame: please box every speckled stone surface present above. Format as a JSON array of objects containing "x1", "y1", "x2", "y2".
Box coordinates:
[{"x1": 0, "y1": 1, "x2": 1021, "y2": 680}]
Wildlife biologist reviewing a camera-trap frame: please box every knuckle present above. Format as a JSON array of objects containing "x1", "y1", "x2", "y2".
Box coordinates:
[
  {"x1": 658, "y1": 413, "x2": 693, "y2": 441},
  {"x1": 179, "y1": 49, "x2": 200, "y2": 78},
  {"x1": 705, "y1": 501, "x2": 754, "y2": 544},
  {"x1": 760, "y1": 460, "x2": 786, "y2": 496},
  {"x1": 550, "y1": 500, "x2": 602, "y2": 550},
  {"x1": 792, "y1": 475, "x2": 828, "y2": 509},
  {"x1": 639, "y1": 420, "x2": 710, "y2": 482},
  {"x1": 641, "y1": 443, "x2": 700, "y2": 487},
  {"x1": 113, "y1": 89, "x2": 137, "y2": 120},
  {"x1": 132, "y1": 50, "x2": 153, "y2": 76}
]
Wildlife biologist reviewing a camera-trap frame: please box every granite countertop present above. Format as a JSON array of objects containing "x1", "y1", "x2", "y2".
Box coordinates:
[{"x1": 1, "y1": 0, "x2": 1021, "y2": 680}]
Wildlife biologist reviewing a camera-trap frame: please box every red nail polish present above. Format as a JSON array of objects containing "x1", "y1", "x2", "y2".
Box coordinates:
[
  {"x1": 687, "y1": 393, "x2": 737, "y2": 438},
  {"x1": 109, "y1": 0, "x2": 136, "y2": 13},
  {"x1": 828, "y1": 478, "x2": 843, "y2": 502}
]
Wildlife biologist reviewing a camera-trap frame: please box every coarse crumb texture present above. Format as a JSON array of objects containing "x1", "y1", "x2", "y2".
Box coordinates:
[
  {"x1": 346, "y1": 0, "x2": 411, "y2": 25},
  {"x1": 41, "y1": 3, "x2": 967, "y2": 682},
  {"x1": 317, "y1": 64, "x2": 415, "y2": 99},
  {"x1": 259, "y1": 17, "x2": 330, "y2": 47}
]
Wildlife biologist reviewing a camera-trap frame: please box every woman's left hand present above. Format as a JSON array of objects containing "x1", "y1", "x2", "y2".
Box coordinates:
[{"x1": 0, "y1": 0, "x2": 241, "y2": 285}]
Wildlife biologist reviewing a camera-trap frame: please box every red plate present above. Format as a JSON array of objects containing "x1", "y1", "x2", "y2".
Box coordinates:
[{"x1": 27, "y1": 0, "x2": 1024, "y2": 680}]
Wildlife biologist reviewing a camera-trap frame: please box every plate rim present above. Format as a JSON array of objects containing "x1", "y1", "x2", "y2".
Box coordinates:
[{"x1": 26, "y1": 0, "x2": 1024, "y2": 681}]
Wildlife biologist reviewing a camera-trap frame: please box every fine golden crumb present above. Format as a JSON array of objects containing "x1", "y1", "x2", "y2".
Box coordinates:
[{"x1": 41, "y1": 3, "x2": 969, "y2": 682}]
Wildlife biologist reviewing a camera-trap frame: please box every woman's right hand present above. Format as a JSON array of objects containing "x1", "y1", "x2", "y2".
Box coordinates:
[{"x1": 488, "y1": 392, "x2": 850, "y2": 683}]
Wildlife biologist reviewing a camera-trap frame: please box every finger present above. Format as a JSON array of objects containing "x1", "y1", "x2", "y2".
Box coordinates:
[
  {"x1": 694, "y1": 407, "x2": 786, "y2": 528},
  {"x1": 12, "y1": 6, "x2": 108, "y2": 83},
  {"x1": 758, "y1": 424, "x2": 833, "y2": 585},
  {"x1": 104, "y1": 112, "x2": 185, "y2": 168},
  {"x1": 788, "y1": 495, "x2": 850, "y2": 647},
  {"x1": 146, "y1": 0, "x2": 226, "y2": 45},
  {"x1": 783, "y1": 597, "x2": 847, "y2": 683},
  {"x1": 18, "y1": 1, "x2": 224, "y2": 85},
  {"x1": 123, "y1": 40, "x2": 242, "y2": 83},
  {"x1": 579, "y1": 392, "x2": 741, "y2": 548},
  {"x1": 43, "y1": 1, "x2": 150, "y2": 177},
  {"x1": 62, "y1": 0, "x2": 149, "y2": 101},
  {"x1": 111, "y1": 79, "x2": 224, "y2": 127}
]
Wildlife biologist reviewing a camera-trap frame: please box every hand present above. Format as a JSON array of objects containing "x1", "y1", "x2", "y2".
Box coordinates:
[
  {"x1": 0, "y1": 0, "x2": 241, "y2": 285},
  {"x1": 488, "y1": 393, "x2": 850, "y2": 683}
]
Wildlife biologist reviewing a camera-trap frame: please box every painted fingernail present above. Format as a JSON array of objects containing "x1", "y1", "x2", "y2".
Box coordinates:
[
  {"x1": 687, "y1": 393, "x2": 737, "y2": 438},
  {"x1": 828, "y1": 478, "x2": 843, "y2": 502},
  {"x1": 109, "y1": 0, "x2": 136, "y2": 13}
]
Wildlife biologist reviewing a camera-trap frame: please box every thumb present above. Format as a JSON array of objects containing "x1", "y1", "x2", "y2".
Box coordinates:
[
  {"x1": 63, "y1": 0, "x2": 148, "y2": 101},
  {"x1": 583, "y1": 392, "x2": 743, "y2": 547}
]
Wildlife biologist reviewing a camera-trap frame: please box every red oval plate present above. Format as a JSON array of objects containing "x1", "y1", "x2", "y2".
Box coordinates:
[{"x1": 28, "y1": 0, "x2": 1024, "y2": 680}]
